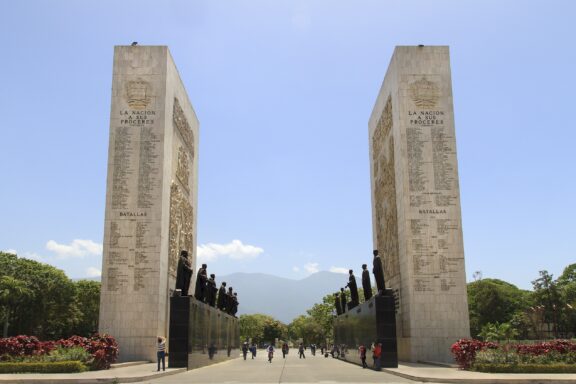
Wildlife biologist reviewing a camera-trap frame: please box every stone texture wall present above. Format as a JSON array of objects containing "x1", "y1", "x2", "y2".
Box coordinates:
[
  {"x1": 99, "y1": 46, "x2": 199, "y2": 362},
  {"x1": 369, "y1": 46, "x2": 470, "y2": 363}
]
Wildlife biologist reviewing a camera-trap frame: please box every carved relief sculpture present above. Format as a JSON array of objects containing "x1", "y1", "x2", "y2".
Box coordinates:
[{"x1": 372, "y1": 96, "x2": 400, "y2": 285}]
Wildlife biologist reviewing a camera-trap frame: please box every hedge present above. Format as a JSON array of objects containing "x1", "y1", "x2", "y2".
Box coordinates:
[
  {"x1": 473, "y1": 363, "x2": 576, "y2": 374},
  {"x1": 0, "y1": 361, "x2": 86, "y2": 373}
]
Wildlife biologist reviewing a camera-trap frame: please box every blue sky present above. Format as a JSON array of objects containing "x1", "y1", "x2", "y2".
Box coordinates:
[{"x1": 0, "y1": 0, "x2": 574, "y2": 290}]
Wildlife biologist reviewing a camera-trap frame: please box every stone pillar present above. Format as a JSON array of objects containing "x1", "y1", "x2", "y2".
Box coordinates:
[
  {"x1": 369, "y1": 46, "x2": 470, "y2": 363},
  {"x1": 99, "y1": 46, "x2": 199, "y2": 362}
]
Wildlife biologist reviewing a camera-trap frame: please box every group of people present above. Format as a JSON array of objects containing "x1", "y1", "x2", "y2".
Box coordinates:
[
  {"x1": 334, "y1": 250, "x2": 386, "y2": 314},
  {"x1": 358, "y1": 342, "x2": 382, "y2": 369},
  {"x1": 175, "y1": 250, "x2": 239, "y2": 316}
]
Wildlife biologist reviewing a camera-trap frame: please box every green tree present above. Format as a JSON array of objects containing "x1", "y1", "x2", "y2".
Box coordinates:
[
  {"x1": 71, "y1": 280, "x2": 100, "y2": 336},
  {"x1": 239, "y1": 314, "x2": 287, "y2": 345},
  {"x1": 532, "y1": 270, "x2": 564, "y2": 338},
  {"x1": 0, "y1": 275, "x2": 33, "y2": 337},
  {"x1": 467, "y1": 278, "x2": 530, "y2": 338},
  {"x1": 0, "y1": 252, "x2": 78, "y2": 339}
]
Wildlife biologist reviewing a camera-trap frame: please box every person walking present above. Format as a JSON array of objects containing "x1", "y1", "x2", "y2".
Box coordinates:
[
  {"x1": 157, "y1": 336, "x2": 166, "y2": 372},
  {"x1": 250, "y1": 343, "x2": 257, "y2": 359},
  {"x1": 281, "y1": 342, "x2": 289, "y2": 358},
  {"x1": 267, "y1": 344, "x2": 274, "y2": 363},
  {"x1": 298, "y1": 343, "x2": 306, "y2": 359},
  {"x1": 311, "y1": 344, "x2": 316, "y2": 356},
  {"x1": 358, "y1": 344, "x2": 367, "y2": 368},
  {"x1": 372, "y1": 342, "x2": 382, "y2": 371},
  {"x1": 242, "y1": 342, "x2": 248, "y2": 360}
]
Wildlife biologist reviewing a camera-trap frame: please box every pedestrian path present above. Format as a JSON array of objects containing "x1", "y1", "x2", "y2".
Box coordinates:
[{"x1": 1, "y1": 352, "x2": 576, "y2": 383}]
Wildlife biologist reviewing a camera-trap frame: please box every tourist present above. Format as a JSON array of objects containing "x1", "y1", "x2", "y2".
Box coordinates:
[
  {"x1": 157, "y1": 336, "x2": 166, "y2": 371},
  {"x1": 282, "y1": 342, "x2": 289, "y2": 358},
  {"x1": 372, "y1": 342, "x2": 382, "y2": 370},
  {"x1": 250, "y1": 343, "x2": 257, "y2": 359},
  {"x1": 358, "y1": 344, "x2": 367, "y2": 368},
  {"x1": 267, "y1": 344, "x2": 274, "y2": 363},
  {"x1": 310, "y1": 344, "x2": 316, "y2": 356},
  {"x1": 242, "y1": 342, "x2": 248, "y2": 360},
  {"x1": 298, "y1": 343, "x2": 306, "y2": 359}
]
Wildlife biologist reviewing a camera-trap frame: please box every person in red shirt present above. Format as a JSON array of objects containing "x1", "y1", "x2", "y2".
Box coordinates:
[{"x1": 372, "y1": 342, "x2": 382, "y2": 370}]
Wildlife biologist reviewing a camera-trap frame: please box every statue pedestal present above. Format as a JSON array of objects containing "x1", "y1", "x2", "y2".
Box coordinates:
[
  {"x1": 169, "y1": 296, "x2": 239, "y2": 369},
  {"x1": 334, "y1": 289, "x2": 398, "y2": 368}
]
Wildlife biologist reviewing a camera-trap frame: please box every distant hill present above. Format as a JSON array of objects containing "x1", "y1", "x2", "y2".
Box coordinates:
[
  {"x1": 80, "y1": 271, "x2": 357, "y2": 323},
  {"x1": 220, "y1": 271, "x2": 358, "y2": 323}
]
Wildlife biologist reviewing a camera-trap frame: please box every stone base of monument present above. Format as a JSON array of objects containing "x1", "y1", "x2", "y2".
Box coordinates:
[
  {"x1": 334, "y1": 289, "x2": 398, "y2": 368},
  {"x1": 169, "y1": 296, "x2": 239, "y2": 370}
]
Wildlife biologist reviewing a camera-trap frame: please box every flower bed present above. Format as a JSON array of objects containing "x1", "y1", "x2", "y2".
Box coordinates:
[
  {"x1": 0, "y1": 334, "x2": 118, "y2": 372},
  {"x1": 451, "y1": 339, "x2": 576, "y2": 373}
]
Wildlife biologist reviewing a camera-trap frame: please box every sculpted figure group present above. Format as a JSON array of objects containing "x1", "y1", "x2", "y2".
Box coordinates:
[
  {"x1": 175, "y1": 250, "x2": 239, "y2": 317},
  {"x1": 334, "y1": 249, "x2": 386, "y2": 314}
]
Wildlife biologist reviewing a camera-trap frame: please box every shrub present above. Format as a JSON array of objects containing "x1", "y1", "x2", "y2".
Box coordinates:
[
  {"x1": 56, "y1": 334, "x2": 119, "y2": 370},
  {"x1": 0, "y1": 361, "x2": 86, "y2": 373},
  {"x1": 452, "y1": 339, "x2": 576, "y2": 370},
  {"x1": 450, "y1": 339, "x2": 498, "y2": 369},
  {"x1": 473, "y1": 363, "x2": 576, "y2": 373},
  {"x1": 0, "y1": 334, "x2": 118, "y2": 370},
  {"x1": 0, "y1": 335, "x2": 55, "y2": 359}
]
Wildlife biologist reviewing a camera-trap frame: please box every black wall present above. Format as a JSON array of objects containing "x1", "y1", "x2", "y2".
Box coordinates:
[
  {"x1": 169, "y1": 296, "x2": 240, "y2": 369},
  {"x1": 334, "y1": 290, "x2": 398, "y2": 368}
]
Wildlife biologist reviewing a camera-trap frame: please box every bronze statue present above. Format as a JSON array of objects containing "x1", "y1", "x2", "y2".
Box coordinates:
[
  {"x1": 206, "y1": 274, "x2": 217, "y2": 307},
  {"x1": 232, "y1": 292, "x2": 239, "y2": 316},
  {"x1": 175, "y1": 250, "x2": 193, "y2": 296},
  {"x1": 361, "y1": 264, "x2": 372, "y2": 301},
  {"x1": 334, "y1": 292, "x2": 342, "y2": 315},
  {"x1": 217, "y1": 282, "x2": 227, "y2": 310},
  {"x1": 226, "y1": 287, "x2": 234, "y2": 315},
  {"x1": 346, "y1": 269, "x2": 359, "y2": 308},
  {"x1": 339, "y1": 288, "x2": 347, "y2": 313},
  {"x1": 194, "y1": 263, "x2": 208, "y2": 302},
  {"x1": 372, "y1": 250, "x2": 386, "y2": 294}
]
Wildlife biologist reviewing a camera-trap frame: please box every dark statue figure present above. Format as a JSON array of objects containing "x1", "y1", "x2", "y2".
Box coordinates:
[
  {"x1": 372, "y1": 250, "x2": 386, "y2": 294},
  {"x1": 232, "y1": 292, "x2": 239, "y2": 317},
  {"x1": 334, "y1": 292, "x2": 342, "y2": 315},
  {"x1": 175, "y1": 250, "x2": 193, "y2": 296},
  {"x1": 339, "y1": 288, "x2": 347, "y2": 313},
  {"x1": 206, "y1": 273, "x2": 217, "y2": 307},
  {"x1": 346, "y1": 269, "x2": 359, "y2": 309},
  {"x1": 195, "y1": 263, "x2": 208, "y2": 302},
  {"x1": 226, "y1": 287, "x2": 234, "y2": 315},
  {"x1": 361, "y1": 264, "x2": 372, "y2": 301},
  {"x1": 217, "y1": 282, "x2": 227, "y2": 310}
]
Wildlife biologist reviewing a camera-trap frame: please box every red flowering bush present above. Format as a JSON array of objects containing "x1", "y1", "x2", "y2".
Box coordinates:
[
  {"x1": 451, "y1": 339, "x2": 499, "y2": 369},
  {"x1": 0, "y1": 335, "x2": 55, "y2": 359},
  {"x1": 0, "y1": 334, "x2": 118, "y2": 370},
  {"x1": 452, "y1": 339, "x2": 576, "y2": 370},
  {"x1": 516, "y1": 340, "x2": 576, "y2": 356}
]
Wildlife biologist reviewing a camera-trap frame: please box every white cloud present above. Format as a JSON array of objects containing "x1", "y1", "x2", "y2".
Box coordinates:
[
  {"x1": 329, "y1": 266, "x2": 349, "y2": 274},
  {"x1": 292, "y1": 266, "x2": 300, "y2": 272},
  {"x1": 304, "y1": 262, "x2": 319, "y2": 274},
  {"x1": 46, "y1": 239, "x2": 103, "y2": 259},
  {"x1": 197, "y1": 240, "x2": 263, "y2": 262},
  {"x1": 86, "y1": 267, "x2": 102, "y2": 278}
]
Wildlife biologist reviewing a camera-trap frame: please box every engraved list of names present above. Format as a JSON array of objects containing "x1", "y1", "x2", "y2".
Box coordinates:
[
  {"x1": 105, "y1": 95, "x2": 162, "y2": 294},
  {"x1": 403, "y1": 75, "x2": 463, "y2": 294}
]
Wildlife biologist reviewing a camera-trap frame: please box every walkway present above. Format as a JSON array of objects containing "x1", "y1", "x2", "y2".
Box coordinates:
[
  {"x1": 143, "y1": 351, "x2": 418, "y2": 384},
  {"x1": 1, "y1": 353, "x2": 575, "y2": 383}
]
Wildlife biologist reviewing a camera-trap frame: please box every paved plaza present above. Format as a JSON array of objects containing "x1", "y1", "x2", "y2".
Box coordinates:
[
  {"x1": 1, "y1": 353, "x2": 576, "y2": 383},
  {"x1": 144, "y1": 352, "x2": 420, "y2": 384}
]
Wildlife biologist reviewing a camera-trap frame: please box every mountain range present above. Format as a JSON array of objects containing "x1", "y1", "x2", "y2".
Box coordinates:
[{"x1": 220, "y1": 271, "x2": 358, "y2": 323}]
